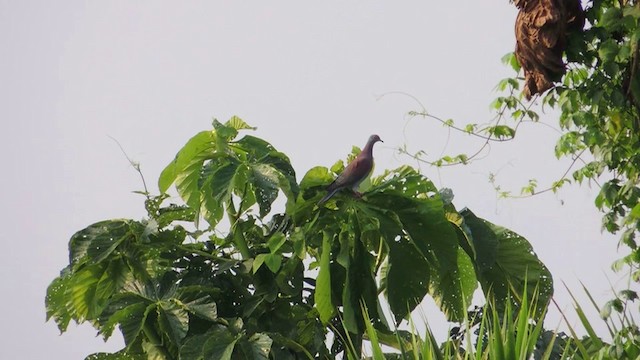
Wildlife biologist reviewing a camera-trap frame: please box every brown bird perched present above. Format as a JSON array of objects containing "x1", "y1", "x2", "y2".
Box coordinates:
[{"x1": 318, "y1": 135, "x2": 383, "y2": 205}]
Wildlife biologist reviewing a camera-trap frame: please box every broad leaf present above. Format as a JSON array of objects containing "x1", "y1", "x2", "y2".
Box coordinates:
[
  {"x1": 201, "y1": 328, "x2": 240, "y2": 360},
  {"x1": 158, "y1": 303, "x2": 189, "y2": 346},
  {"x1": 461, "y1": 208, "x2": 553, "y2": 316},
  {"x1": 243, "y1": 333, "x2": 273, "y2": 360},
  {"x1": 103, "y1": 302, "x2": 151, "y2": 346},
  {"x1": 45, "y1": 269, "x2": 73, "y2": 332},
  {"x1": 180, "y1": 295, "x2": 217, "y2": 322},
  {"x1": 428, "y1": 248, "x2": 477, "y2": 321},
  {"x1": 315, "y1": 232, "x2": 334, "y2": 324},
  {"x1": 385, "y1": 237, "x2": 430, "y2": 322},
  {"x1": 158, "y1": 130, "x2": 216, "y2": 193},
  {"x1": 69, "y1": 220, "x2": 139, "y2": 268}
]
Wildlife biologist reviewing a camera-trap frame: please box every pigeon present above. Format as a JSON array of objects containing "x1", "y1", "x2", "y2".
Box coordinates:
[{"x1": 318, "y1": 134, "x2": 383, "y2": 205}]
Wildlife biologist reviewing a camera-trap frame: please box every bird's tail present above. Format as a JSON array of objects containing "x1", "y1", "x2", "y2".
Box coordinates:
[{"x1": 318, "y1": 187, "x2": 340, "y2": 205}]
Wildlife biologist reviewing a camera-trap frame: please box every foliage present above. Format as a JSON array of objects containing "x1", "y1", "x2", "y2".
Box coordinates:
[
  {"x1": 400, "y1": 0, "x2": 640, "y2": 310},
  {"x1": 363, "y1": 287, "x2": 552, "y2": 360},
  {"x1": 362, "y1": 284, "x2": 640, "y2": 359},
  {"x1": 46, "y1": 118, "x2": 553, "y2": 359}
]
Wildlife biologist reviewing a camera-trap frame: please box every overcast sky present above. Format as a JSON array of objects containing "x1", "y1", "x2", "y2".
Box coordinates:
[{"x1": 1, "y1": 1, "x2": 623, "y2": 358}]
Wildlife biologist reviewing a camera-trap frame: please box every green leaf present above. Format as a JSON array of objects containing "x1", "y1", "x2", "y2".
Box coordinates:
[
  {"x1": 330, "y1": 160, "x2": 345, "y2": 174},
  {"x1": 253, "y1": 254, "x2": 268, "y2": 273},
  {"x1": 385, "y1": 237, "x2": 430, "y2": 322},
  {"x1": 315, "y1": 232, "x2": 334, "y2": 324},
  {"x1": 600, "y1": 7, "x2": 623, "y2": 29},
  {"x1": 459, "y1": 209, "x2": 498, "y2": 270},
  {"x1": 212, "y1": 119, "x2": 239, "y2": 141},
  {"x1": 179, "y1": 333, "x2": 209, "y2": 360},
  {"x1": 227, "y1": 115, "x2": 256, "y2": 131},
  {"x1": 85, "y1": 350, "x2": 145, "y2": 360},
  {"x1": 103, "y1": 302, "x2": 151, "y2": 346},
  {"x1": 141, "y1": 340, "x2": 168, "y2": 360},
  {"x1": 267, "y1": 233, "x2": 286, "y2": 253},
  {"x1": 501, "y1": 52, "x2": 521, "y2": 72},
  {"x1": 291, "y1": 228, "x2": 306, "y2": 259},
  {"x1": 67, "y1": 265, "x2": 104, "y2": 321},
  {"x1": 201, "y1": 328, "x2": 240, "y2": 360},
  {"x1": 155, "y1": 205, "x2": 196, "y2": 227},
  {"x1": 428, "y1": 248, "x2": 477, "y2": 321},
  {"x1": 45, "y1": 270, "x2": 73, "y2": 332},
  {"x1": 158, "y1": 302, "x2": 189, "y2": 346},
  {"x1": 158, "y1": 130, "x2": 216, "y2": 193},
  {"x1": 299, "y1": 166, "x2": 334, "y2": 192},
  {"x1": 485, "y1": 125, "x2": 515, "y2": 139},
  {"x1": 250, "y1": 164, "x2": 282, "y2": 216},
  {"x1": 95, "y1": 258, "x2": 131, "y2": 312},
  {"x1": 173, "y1": 154, "x2": 215, "y2": 212},
  {"x1": 264, "y1": 253, "x2": 282, "y2": 273},
  {"x1": 69, "y1": 220, "x2": 136, "y2": 267},
  {"x1": 244, "y1": 333, "x2": 273, "y2": 360},
  {"x1": 202, "y1": 160, "x2": 241, "y2": 226},
  {"x1": 181, "y1": 295, "x2": 218, "y2": 322},
  {"x1": 462, "y1": 209, "x2": 552, "y2": 317},
  {"x1": 598, "y1": 39, "x2": 619, "y2": 62},
  {"x1": 341, "y1": 235, "x2": 380, "y2": 334}
]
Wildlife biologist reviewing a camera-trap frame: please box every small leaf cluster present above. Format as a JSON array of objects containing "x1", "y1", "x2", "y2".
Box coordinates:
[{"x1": 47, "y1": 118, "x2": 553, "y2": 359}]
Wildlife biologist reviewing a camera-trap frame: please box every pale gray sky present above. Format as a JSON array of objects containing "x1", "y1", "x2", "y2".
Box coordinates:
[{"x1": 1, "y1": 1, "x2": 622, "y2": 358}]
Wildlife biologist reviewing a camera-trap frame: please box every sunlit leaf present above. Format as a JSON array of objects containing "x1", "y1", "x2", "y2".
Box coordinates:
[{"x1": 158, "y1": 130, "x2": 216, "y2": 193}]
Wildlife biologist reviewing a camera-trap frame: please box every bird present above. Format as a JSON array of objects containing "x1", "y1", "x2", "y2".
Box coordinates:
[{"x1": 318, "y1": 134, "x2": 383, "y2": 205}]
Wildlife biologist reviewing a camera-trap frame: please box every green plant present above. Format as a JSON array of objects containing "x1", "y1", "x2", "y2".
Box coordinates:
[
  {"x1": 46, "y1": 117, "x2": 553, "y2": 359},
  {"x1": 363, "y1": 287, "x2": 555, "y2": 360}
]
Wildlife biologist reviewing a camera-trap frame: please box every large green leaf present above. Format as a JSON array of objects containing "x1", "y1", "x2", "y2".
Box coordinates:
[
  {"x1": 201, "y1": 328, "x2": 240, "y2": 360},
  {"x1": 173, "y1": 153, "x2": 218, "y2": 212},
  {"x1": 461, "y1": 208, "x2": 553, "y2": 316},
  {"x1": 456, "y1": 209, "x2": 498, "y2": 270},
  {"x1": 45, "y1": 269, "x2": 73, "y2": 332},
  {"x1": 241, "y1": 333, "x2": 273, "y2": 360},
  {"x1": 179, "y1": 333, "x2": 208, "y2": 360},
  {"x1": 342, "y1": 232, "x2": 380, "y2": 333},
  {"x1": 180, "y1": 295, "x2": 217, "y2": 322},
  {"x1": 250, "y1": 164, "x2": 284, "y2": 216},
  {"x1": 427, "y1": 248, "x2": 477, "y2": 321},
  {"x1": 95, "y1": 258, "x2": 131, "y2": 310},
  {"x1": 368, "y1": 168, "x2": 467, "y2": 320},
  {"x1": 199, "y1": 159, "x2": 241, "y2": 226},
  {"x1": 69, "y1": 220, "x2": 139, "y2": 268},
  {"x1": 67, "y1": 264, "x2": 104, "y2": 321},
  {"x1": 158, "y1": 130, "x2": 216, "y2": 193},
  {"x1": 158, "y1": 302, "x2": 189, "y2": 345},
  {"x1": 233, "y1": 135, "x2": 298, "y2": 195},
  {"x1": 103, "y1": 302, "x2": 151, "y2": 346},
  {"x1": 315, "y1": 232, "x2": 334, "y2": 324},
  {"x1": 385, "y1": 237, "x2": 430, "y2": 322}
]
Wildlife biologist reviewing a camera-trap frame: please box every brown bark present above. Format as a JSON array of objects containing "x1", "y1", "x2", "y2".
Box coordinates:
[{"x1": 514, "y1": 0, "x2": 584, "y2": 99}]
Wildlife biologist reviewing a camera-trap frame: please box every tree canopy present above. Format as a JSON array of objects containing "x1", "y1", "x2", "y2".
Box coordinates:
[{"x1": 46, "y1": 118, "x2": 552, "y2": 359}]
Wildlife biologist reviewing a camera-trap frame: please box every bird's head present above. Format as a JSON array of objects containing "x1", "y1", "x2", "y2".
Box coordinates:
[{"x1": 368, "y1": 134, "x2": 383, "y2": 144}]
